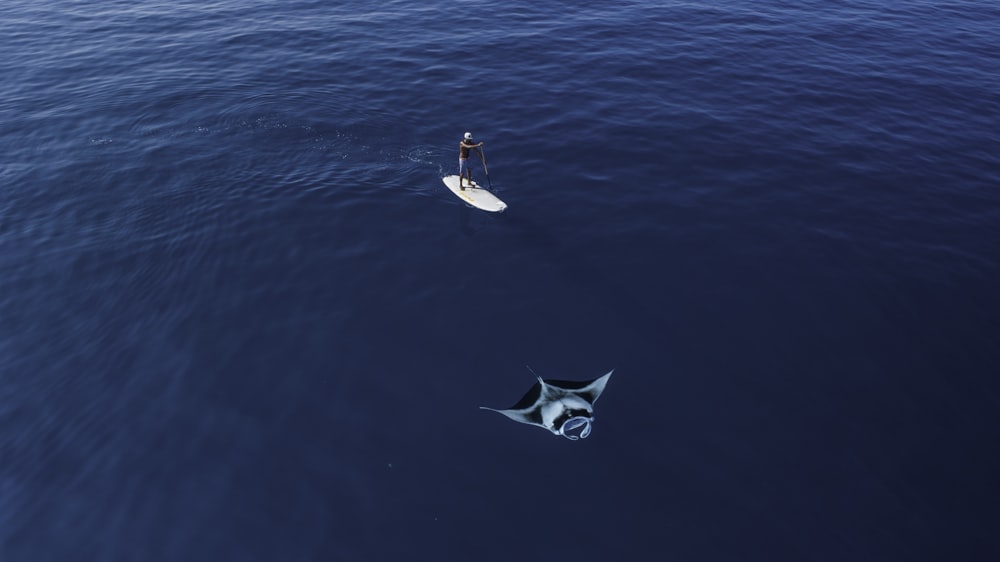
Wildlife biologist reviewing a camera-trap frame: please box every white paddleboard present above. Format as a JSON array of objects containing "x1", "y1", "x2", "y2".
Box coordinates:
[{"x1": 442, "y1": 175, "x2": 507, "y2": 212}]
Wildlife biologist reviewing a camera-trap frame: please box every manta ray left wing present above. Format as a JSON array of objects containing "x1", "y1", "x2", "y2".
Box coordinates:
[{"x1": 479, "y1": 378, "x2": 547, "y2": 429}]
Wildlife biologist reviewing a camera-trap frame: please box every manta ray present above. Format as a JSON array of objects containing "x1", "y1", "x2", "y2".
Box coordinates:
[{"x1": 481, "y1": 369, "x2": 613, "y2": 440}]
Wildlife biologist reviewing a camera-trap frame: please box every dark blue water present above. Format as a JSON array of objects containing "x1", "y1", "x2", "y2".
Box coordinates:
[{"x1": 3, "y1": 1, "x2": 999, "y2": 560}]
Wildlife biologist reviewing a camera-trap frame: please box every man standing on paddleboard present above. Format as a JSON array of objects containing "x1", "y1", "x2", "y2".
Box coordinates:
[{"x1": 458, "y1": 132, "x2": 484, "y2": 190}]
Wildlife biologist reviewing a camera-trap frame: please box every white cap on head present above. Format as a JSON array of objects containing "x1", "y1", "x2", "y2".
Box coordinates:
[{"x1": 464, "y1": 132, "x2": 473, "y2": 140}]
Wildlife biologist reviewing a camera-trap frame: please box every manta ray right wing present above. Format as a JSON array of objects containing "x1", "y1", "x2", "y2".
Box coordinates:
[{"x1": 544, "y1": 370, "x2": 613, "y2": 405}]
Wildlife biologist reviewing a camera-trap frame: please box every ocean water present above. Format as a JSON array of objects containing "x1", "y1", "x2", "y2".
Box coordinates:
[{"x1": 2, "y1": 0, "x2": 999, "y2": 560}]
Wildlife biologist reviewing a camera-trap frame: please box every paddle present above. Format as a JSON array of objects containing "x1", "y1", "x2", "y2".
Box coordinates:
[{"x1": 478, "y1": 146, "x2": 493, "y2": 189}]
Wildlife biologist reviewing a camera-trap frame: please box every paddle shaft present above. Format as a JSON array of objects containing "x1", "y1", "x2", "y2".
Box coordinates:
[{"x1": 478, "y1": 146, "x2": 492, "y2": 189}]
